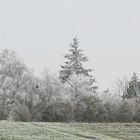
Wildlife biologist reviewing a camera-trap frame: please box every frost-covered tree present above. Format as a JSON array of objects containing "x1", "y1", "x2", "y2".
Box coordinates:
[
  {"x1": 127, "y1": 73, "x2": 140, "y2": 97},
  {"x1": 117, "y1": 100, "x2": 133, "y2": 122},
  {"x1": 34, "y1": 71, "x2": 63, "y2": 121},
  {"x1": 124, "y1": 72, "x2": 140, "y2": 99},
  {"x1": 64, "y1": 74, "x2": 94, "y2": 100},
  {"x1": 59, "y1": 37, "x2": 97, "y2": 92},
  {"x1": 116, "y1": 73, "x2": 140, "y2": 99},
  {"x1": 60, "y1": 37, "x2": 91, "y2": 82},
  {"x1": 0, "y1": 49, "x2": 31, "y2": 119}
]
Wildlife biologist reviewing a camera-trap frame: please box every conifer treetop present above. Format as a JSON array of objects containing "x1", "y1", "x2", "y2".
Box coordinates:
[{"x1": 59, "y1": 37, "x2": 94, "y2": 83}]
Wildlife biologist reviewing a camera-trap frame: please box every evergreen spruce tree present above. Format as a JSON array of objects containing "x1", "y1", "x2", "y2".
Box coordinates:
[
  {"x1": 59, "y1": 37, "x2": 97, "y2": 92},
  {"x1": 125, "y1": 72, "x2": 140, "y2": 98}
]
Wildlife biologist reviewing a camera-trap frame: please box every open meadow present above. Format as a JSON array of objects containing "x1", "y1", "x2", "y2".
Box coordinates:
[{"x1": 0, "y1": 122, "x2": 140, "y2": 140}]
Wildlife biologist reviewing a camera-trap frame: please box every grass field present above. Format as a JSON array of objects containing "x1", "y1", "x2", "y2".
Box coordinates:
[{"x1": 0, "y1": 122, "x2": 140, "y2": 140}]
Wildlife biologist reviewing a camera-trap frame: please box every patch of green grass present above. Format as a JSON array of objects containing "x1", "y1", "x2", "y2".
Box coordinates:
[{"x1": 0, "y1": 122, "x2": 140, "y2": 140}]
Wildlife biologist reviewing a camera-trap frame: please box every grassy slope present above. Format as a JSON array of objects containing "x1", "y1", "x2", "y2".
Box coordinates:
[{"x1": 0, "y1": 122, "x2": 140, "y2": 140}]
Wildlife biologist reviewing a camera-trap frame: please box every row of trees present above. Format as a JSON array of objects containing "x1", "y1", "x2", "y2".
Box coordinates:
[{"x1": 0, "y1": 38, "x2": 140, "y2": 122}]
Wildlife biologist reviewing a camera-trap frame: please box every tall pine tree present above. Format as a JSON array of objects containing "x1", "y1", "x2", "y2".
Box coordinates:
[
  {"x1": 126, "y1": 72, "x2": 140, "y2": 98},
  {"x1": 59, "y1": 37, "x2": 97, "y2": 92}
]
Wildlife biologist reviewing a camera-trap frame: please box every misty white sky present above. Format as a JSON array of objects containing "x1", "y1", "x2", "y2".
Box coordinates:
[{"x1": 0, "y1": 0, "x2": 140, "y2": 90}]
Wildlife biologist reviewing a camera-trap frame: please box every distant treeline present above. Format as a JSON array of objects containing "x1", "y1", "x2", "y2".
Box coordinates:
[{"x1": 0, "y1": 38, "x2": 140, "y2": 122}]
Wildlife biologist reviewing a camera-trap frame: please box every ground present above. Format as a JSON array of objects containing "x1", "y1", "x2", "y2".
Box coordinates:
[{"x1": 0, "y1": 122, "x2": 140, "y2": 140}]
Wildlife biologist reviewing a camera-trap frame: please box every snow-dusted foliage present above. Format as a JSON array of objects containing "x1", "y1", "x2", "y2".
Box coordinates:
[
  {"x1": 0, "y1": 48, "x2": 140, "y2": 122},
  {"x1": 62, "y1": 74, "x2": 94, "y2": 100},
  {"x1": 116, "y1": 73, "x2": 140, "y2": 99},
  {"x1": 0, "y1": 49, "x2": 31, "y2": 120},
  {"x1": 59, "y1": 37, "x2": 97, "y2": 92}
]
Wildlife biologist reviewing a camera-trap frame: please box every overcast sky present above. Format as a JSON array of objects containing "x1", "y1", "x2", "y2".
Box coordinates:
[{"x1": 0, "y1": 0, "x2": 140, "y2": 90}]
